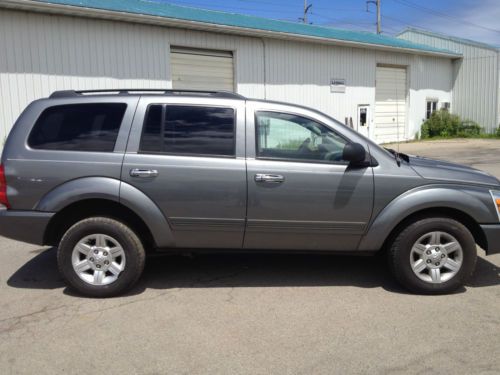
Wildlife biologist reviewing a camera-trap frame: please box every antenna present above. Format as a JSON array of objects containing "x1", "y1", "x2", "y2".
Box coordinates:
[{"x1": 395, "y1": 70, "x2": 401, "y2": 152}]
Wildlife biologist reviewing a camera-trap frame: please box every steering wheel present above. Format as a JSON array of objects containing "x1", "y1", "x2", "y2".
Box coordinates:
[
  {"x1": 298, "y1": 138, "x2": 312, "y2": 153},
  {"x1": 323, "y1": 150, "x2": 343, "y2": 161}
]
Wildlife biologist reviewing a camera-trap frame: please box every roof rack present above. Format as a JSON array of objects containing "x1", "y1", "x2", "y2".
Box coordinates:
[{"x1": 49, "y1": 89, "x2": 246, "y2": 100}]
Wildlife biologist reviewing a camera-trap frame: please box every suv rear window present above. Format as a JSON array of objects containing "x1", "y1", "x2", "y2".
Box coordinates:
[
  {"x1": 28, "y1": 103, "x2": 127, "y2": 152},
  {"x1": 140, "y1": 105, "x2": 235, "y2": 157}
]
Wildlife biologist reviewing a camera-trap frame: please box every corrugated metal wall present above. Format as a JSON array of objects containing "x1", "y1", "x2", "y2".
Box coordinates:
[
  {"x1": 0, "y1": 8, "x2": 453, "y2": 148},
  {"x1": 263, "y1": 39, "x2": 452, "y2": 140},
  {"x1": 0, "y1": 9, "x2": 264, "y2": 146},
  {"x1": 399, "y1": 30, "x2": 499, "y2": 133}
]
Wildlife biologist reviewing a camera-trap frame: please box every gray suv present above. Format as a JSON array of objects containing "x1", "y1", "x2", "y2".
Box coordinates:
[{"x1": 1, "y1": 89, "x2": 500, "y2": 297}]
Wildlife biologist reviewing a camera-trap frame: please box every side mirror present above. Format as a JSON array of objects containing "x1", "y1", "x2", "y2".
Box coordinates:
[{"x1": 342, "y1": 142, "x2": 366, "y2": 164}]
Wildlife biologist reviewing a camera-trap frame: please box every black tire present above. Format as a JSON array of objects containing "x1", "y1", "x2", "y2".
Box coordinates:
[
  {"x1": 388, "y1": 217, "x2": 477, "y2": 294},
  {"x1": 57, "y1": 217, "x2": 146, "y2": 298}
]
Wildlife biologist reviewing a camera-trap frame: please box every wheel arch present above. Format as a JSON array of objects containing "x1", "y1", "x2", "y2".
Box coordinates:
[
  {"x1": 44, "y1": 199, "x2": 156, "y2": 251},
  {"x1": 379, "y1": 207, "x2": 487, "y2": 253},
  {"x1": 36, "y1": 177, "x2": 175, "y2": 249},
  {"x1": 358, "y1": 186, "x2": 494, "y2": 252}
]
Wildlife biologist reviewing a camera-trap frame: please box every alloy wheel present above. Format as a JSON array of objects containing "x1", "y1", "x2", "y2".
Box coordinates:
[
  {"x1": 410, "y1": 231, "x2": 463, "y2": 284},
  {"x1": 71, "y1": 234, "x2": 126, "y2": 286}
]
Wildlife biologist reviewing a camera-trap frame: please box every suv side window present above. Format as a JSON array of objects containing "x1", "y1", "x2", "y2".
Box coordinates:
[
  {"x1": 28, "y1": 103, "x2": 127, "y2": 152},
  {"x1": 255, "y1": 111, "x2": 348, "y2": 163},
  {"x1": 140, "y1": 105, "x2": 235, "y2": 157}
]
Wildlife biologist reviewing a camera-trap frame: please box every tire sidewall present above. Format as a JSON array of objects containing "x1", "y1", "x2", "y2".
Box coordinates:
[
  {"x1": 58, "y1": 218, "x2": 145, "y2": 297},
  {"x1": 393, "y1": 218, "x2": 477, "y2": 293}
]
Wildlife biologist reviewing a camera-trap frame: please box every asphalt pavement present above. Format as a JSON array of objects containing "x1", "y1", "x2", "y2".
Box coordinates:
[{"x1": 1, "y1": 139, "x2": 499, "y2": 374}]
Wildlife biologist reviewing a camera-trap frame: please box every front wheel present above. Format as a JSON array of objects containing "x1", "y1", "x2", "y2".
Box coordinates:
[
  {"x1": 57, "y1": 217, "x2": 146, "y2": 298},
  {"x1": 388, "y1": 217, "x2": 477, "y2": 294}
]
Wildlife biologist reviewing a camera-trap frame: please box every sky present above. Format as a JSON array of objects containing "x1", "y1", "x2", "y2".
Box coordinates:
[{"x1": 155, "y1": 0, "x2": 500, "y2": 46}]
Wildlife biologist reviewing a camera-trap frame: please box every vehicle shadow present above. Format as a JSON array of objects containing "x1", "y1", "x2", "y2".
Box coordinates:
[{"x1": 6, "y1": 247, "x2": 499, "y2": 297}]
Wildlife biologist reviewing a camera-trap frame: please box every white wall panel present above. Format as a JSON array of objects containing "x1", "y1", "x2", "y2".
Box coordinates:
[
  {"x1": 399, "y1": 30, "x2": 499, "y2": 132},
  {"x1": 0, "y1": 8, "x2": 453, "y2": 149},
  {"x1": 263, "y1": 39, "x2": 452, "y2": 142},
  {"x1": 0, "y1": 9, "x2": 264, "y2": 148}
]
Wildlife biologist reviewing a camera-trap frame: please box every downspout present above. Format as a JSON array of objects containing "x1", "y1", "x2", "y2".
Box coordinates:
[{"x1": 260, "y1": 38, "x2": 267, "y2": 99}]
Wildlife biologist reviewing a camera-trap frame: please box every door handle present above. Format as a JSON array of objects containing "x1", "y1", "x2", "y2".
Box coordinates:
[
  {"x1": 130, "y1": 168, "x2": 159, "y2": 178},
  {"x1": 255, "y1": 174, "x2": 284, "y2": 183}
]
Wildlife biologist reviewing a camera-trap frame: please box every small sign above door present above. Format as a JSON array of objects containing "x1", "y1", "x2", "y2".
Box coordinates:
[{"x1": 330, "y1": 78, "x2": 346, "y2": 93}]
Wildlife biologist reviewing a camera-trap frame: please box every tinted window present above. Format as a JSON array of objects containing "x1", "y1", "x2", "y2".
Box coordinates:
[
  {"x1": 29, "y1": 103, "x2": 127, "y2": 152},
  {"x1": 140, "y1": 105, "x2": 235, "y2": 156},
  {"x1": 256, "y1": 111, "x2": 348, "y2": 163}
]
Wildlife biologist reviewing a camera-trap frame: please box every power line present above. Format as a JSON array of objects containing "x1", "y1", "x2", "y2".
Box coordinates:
[
  {"x1": 391, "y1": 0, "x2": 500, "y2": 34},
  {"x1": 230, "y1": 0, "x2": 364, "y2": 13},
  {"x1": 311, "y1": 12, "x2": 376, "y2": 27},
  {"x1": 157, "y1": 0, "x2": 500, "y2": 38},
  {"x1": 381, "y1": 13, "x2": 428, "y2": 30},
  {"x1": 157, "y1": 0, "x2": 301, "y2": 15},
  {"x1": 363, "y1": 7, "x2": 432, "y2": 33},
  {"x1": 152, "y1": 0, "x2": 386, "y2": 32},
  {"x1": 160, "y1": 0, "x2": 375, "y2": 28},
  {"x1": 162, "y1": 0, "x2": 362, "y2": 14}
]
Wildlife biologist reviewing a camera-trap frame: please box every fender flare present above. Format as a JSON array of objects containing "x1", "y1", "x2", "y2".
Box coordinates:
[
  {"x1": 120, "y1": 181, "x2": 174, "y2": 248},
  {"x1": 35, "y1": 177, "x2": 174, "y2": 248},
  {"x1": 35, "y1": 177, "x2": 121, "y2": 211},
  {"x1": 358, "y1": 185, "x2": 496, "y2": 251}
]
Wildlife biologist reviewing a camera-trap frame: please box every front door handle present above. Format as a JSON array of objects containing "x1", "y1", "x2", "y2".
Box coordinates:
[
  {"x1": 255, "y1": 174, "x2": 285, "y2": 183},
  {"x1": 130, "y1": 168, "x2": 159, "y2": 178}
]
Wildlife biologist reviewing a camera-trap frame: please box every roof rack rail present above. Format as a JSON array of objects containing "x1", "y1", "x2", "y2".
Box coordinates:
[{"x1": 49, "y1": 89, "x2": 246, "y2": 100}]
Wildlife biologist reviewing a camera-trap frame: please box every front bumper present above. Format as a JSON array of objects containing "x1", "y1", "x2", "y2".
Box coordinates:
[
  {"x1": 0, "y1": 208, "x2": 54, "y2": 245},
  {"x1": 480, "y1": 224, "x2": 500, "y2": 255}
]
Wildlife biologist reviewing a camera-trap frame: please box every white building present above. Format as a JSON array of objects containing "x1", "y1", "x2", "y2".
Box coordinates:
[
  {"x1": 0, "y1": 0, "x2": 461, "y2": 148},
  {"x1": 398, "y1": 28, "x2": 500, "y2": 133}
]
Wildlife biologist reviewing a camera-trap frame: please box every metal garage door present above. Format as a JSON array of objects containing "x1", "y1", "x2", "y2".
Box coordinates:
[
  {"x1": 171, "y1": 47, "x2": 234, "y2": 91},
  {"x1": 374, "y1": 66, "x2": 407, "y2": 143}
]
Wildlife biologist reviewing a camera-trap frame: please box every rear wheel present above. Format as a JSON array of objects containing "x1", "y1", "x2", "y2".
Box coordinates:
[
  {"x1": 57, "y1": 217, "x2": 145, "y2": 297},
  {"x1": 388, "y1": 217, "x2": 477, "y2": 294}
]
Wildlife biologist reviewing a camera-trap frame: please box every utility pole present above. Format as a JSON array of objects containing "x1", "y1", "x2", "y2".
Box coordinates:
[
  {"x1": 376, "y1": 0, "x2": 381, "y2": 34},
  {"x1": 366, "y1": 0, "x2": 381, "y2": 34},
  {"x1": 302, "y1": 0, "x2": 312, "y2": 24}
]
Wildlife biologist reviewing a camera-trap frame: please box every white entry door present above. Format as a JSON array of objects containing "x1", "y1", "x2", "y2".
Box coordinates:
[
  {"x1": 374, "y1": 66, "x2": 407, "y2": 143},
  {"x1": 170, "y1": 47, "x2": 234, "y2": 91}
]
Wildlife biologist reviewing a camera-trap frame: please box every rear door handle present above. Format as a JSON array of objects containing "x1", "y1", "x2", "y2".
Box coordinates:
[
  {"x1": 255, "y1": 174, "x2": 285, "y2": 183},
  {"x1": 130, "y1": 168, "x2": 159, "y2": 178}
]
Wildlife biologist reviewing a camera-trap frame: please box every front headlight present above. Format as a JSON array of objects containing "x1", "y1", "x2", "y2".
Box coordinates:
[{"x1": 489, "y1": 190, "x2": 500, "y2": 221}]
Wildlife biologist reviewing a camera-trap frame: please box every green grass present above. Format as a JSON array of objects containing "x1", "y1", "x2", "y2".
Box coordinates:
[
  {"x1": 382, "y1": 134, "x2": 500, "y2": 147},
  {"x1": 416, "y1": 133, "x2": 500, "y2": 141}
]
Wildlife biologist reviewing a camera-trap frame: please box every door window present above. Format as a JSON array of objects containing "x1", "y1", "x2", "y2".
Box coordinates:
[
  {"x1": 255, "y1": 111, "x2": 348, "y2": 163},
  {"x1": 140, "y1": 105, "x2": 235, "y2": 157}
]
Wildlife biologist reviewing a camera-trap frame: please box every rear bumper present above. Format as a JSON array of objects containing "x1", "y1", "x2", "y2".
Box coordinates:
[
  {"x1": 480, "y1": 224, "x2": 500, "y2": 255},
  {"x1": 0, "y1": 208, "x2": 53, "y2": 245}
]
